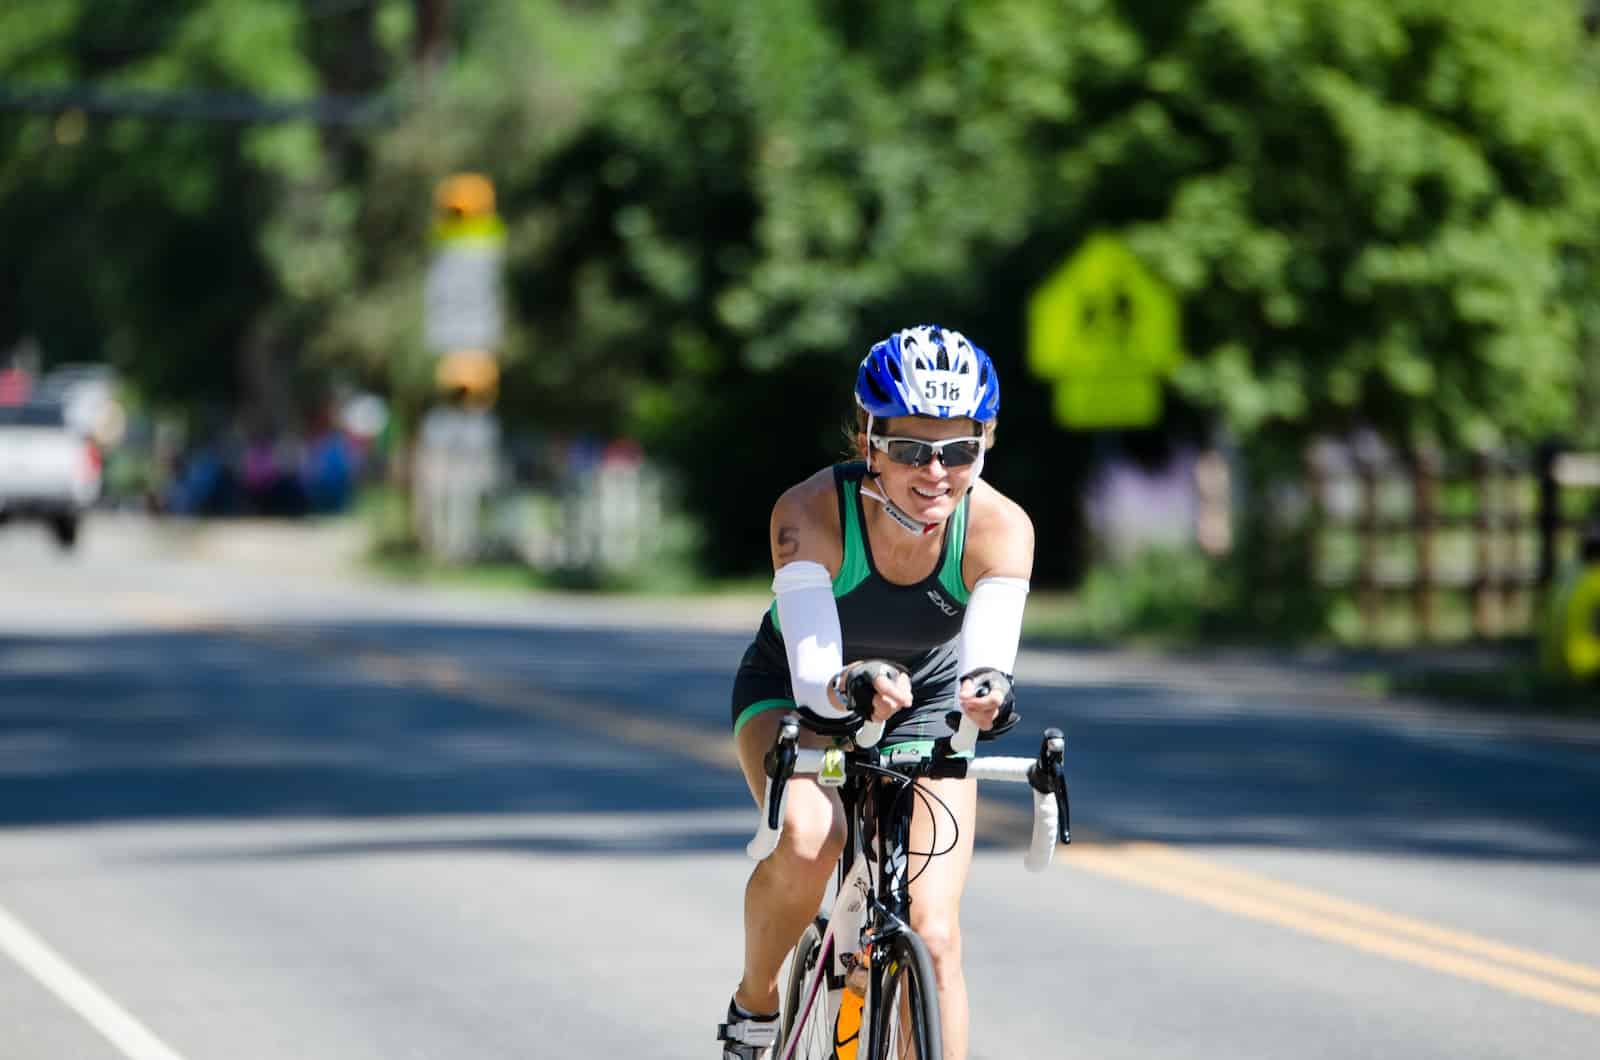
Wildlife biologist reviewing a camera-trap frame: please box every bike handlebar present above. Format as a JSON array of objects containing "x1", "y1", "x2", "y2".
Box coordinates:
[
  {"x1": 950, "y1": 715, "x2": 980, "y2": 754},
  {"x1": 746, "y1": 718, "x2": 1071, "y2": 873},
  {"x1": 950, "y1": 671, "x2": 1009, "y2": 753}
]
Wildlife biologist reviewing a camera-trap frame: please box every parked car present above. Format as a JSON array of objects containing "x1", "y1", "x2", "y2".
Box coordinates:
[{"x1": 0, "y1": 401, "x2": 101, "y2": 550}]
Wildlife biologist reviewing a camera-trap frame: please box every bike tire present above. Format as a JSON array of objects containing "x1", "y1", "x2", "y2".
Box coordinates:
[
  {"x1": 871, "y1": 930, "x2": 942, "y2": 1060},
  {"x1": 780, "y1": 918, "x2": 836, "y2": 1060}
]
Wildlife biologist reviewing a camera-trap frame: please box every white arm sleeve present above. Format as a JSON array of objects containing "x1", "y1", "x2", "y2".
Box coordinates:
[
  {"x1": 957, "y1": 576, "x2": 1030, "y2": 676},
  {"x1": 772, "y1": 561, "x2": 851, "y2": 717}
]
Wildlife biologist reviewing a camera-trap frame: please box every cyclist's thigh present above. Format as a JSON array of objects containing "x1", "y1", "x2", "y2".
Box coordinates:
[
  {"x1": 906, "y1": 776, "x2": 978, "y2": 920},
  {"x1": 735, "y1": 710, "x2": 844, "y2": 846},
  {"x1": 734, "y1": 707, "x2": 838, "y2": 801},
  {"x1": 735, "y1": 707, "x2": 794, "y2": 803}
]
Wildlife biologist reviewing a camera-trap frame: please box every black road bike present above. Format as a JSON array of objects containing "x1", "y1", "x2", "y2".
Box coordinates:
[{"x1": 743, "y1": 711, "x2": 1070, "y2": 1060}]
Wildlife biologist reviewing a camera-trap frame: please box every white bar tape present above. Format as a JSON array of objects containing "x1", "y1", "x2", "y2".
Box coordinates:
[
  {"x1": 745, "y1": 776, "x2": 787, "y2": 861},
  {"x1": 951, "y1": 716, "x2": 980, "y2": 755},
  {"x1": 1025, "y1": 789, "x2": 1058, "y2": 873},
  {"x1": 752, "y1": 753, "x2": 1059, "y2": 873},
  {"x1": 793, "y1": 750, "x2": 826, "y2": 772},
  {"x1": 965, "y1": 756, "x2": 1058, "y2": 872},
  {"x1": 856, "y1": 720, "x2": 885, "y2": 748},
  {"x1": 965, "y1": 757, "x2": 1033, "y2": 781}
]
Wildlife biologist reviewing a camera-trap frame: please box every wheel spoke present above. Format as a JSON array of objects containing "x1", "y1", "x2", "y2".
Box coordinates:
[
  {"x1": 870, "y1": 937, "x2": 941, "y2": 1060},
  {"x1": 780, "y1": 925, "x2": 839, "y2": 1060}
]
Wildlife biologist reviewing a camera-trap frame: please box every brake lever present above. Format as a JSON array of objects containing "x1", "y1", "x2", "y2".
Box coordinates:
[
  {"x1": 1027, "y1": 727, "x2": 1071, "y2": 845},
  {"x1": 764, "y1": 716, "x2": 800, "y2": 831}
]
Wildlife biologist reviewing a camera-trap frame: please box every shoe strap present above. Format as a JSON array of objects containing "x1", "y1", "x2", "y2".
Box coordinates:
[{"x1": 717, "y1": 1016, "x2": 778, "y2": 1048}]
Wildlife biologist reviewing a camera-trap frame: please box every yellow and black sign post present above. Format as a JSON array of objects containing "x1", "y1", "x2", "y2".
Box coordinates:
[
  {"x1": 1542, "y1": 531, "x2": 1600, "y2": 684},
  {"x1": 1026, "y1": 233, "x2": 1184, "y2": 430},
  {"x1": 425, "y1": 173, "x2": 505, "y2": 407},
  {"x1": 416, "y1": 173, "x2": 506, "y2": 562}
]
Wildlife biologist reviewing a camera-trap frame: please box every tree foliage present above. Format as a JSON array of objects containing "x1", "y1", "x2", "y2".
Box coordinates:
[
  {"x1": 4, "y1": 1, "x2": 1598, "y2": 586},
  {"x1": 511, "y1": 0, "x2": 1600, "y2": 578},
  {"x1": 0, "y1": 0, "x2": 412, "y2": 422}
]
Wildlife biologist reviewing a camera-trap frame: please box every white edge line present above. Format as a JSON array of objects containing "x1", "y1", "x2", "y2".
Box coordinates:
[{"x1": 0, "y1": 900, "x2": 188, "y2": 1060}]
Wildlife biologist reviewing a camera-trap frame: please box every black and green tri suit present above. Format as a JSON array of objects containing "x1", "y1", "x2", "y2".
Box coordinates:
[{"x1": 729, "y1": 462, "x2": 971, "y2": 748}]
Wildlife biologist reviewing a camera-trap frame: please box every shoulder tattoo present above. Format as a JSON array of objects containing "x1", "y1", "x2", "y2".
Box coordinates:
[{"x1": 776, "y1": 525, "x2": 800, "y2": 559}]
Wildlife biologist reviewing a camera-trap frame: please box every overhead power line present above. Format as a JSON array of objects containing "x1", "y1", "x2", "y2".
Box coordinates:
[{"x1": 0, "y1": 82, "x2": 398, "y2": 127}]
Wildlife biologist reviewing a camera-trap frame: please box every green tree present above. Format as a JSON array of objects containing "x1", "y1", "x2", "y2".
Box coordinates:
[
  {"x1": 0, "y1": 0, "x2": 412, "y2": 425},
  {"x1": 514, "y1": 0, "x2": 1600, "y2": 583},
  {"x1": 6, "y1": 0, "x2": 1597, "y2": 601}
]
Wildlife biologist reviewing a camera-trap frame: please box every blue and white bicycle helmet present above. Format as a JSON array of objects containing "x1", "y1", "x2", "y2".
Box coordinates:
[{"x1": 855, "y1": 325, "x2": 1000, "y2": 422}]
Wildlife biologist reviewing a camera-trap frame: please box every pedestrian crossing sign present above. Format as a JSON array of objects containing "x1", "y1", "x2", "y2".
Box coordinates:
[{"x1": 1027, "y1": 233, "x2": 1184, "y2": 429}]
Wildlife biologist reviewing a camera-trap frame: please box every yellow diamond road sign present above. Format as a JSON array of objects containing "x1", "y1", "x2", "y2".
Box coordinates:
[{"x1": 1027, "y1": 233, "x2": 1184, "y2": 429}]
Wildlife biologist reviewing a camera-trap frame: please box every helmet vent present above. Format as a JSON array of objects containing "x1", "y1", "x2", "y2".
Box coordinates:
[
  {"x1": 865, "y1": 374, "x2": 893, "y2": 405},
  {"x1": 857, "y1": 325, "x2": 998, "y2": 420}
]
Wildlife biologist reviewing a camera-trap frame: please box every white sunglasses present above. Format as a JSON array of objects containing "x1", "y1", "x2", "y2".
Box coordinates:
[{"x1": 869, "y1": 435, "x2": 984, "y2": 468}]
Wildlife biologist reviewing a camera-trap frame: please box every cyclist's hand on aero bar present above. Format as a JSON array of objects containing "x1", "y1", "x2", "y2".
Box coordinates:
[
  {"x1": 957, "y1": 674, "x2": 1008, "y2": 732},
  {"x1": 830, "y1": 660, "x2": 914, "y2": 722}
]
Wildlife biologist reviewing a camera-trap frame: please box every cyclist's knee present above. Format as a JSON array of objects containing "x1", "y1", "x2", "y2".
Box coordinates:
[
  {"x1": 910, "y1": 911, "x2": 963, "y2": 978},
  {"x1": 776, "y1": 790, "x2": 845, "y2": 871}
]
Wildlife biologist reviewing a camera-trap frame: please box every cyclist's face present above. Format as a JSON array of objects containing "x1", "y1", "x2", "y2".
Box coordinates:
[{"x1": 865, "y1": 415, "x2": 983, "y2": 523}]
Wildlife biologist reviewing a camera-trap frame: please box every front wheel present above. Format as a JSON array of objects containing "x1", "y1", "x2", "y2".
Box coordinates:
[
  {"x1": 780, "y1": 918, "x2": 837, "y2": 1059},
  {"x1": 870, "y1": 931, "x2": 942, "y2": 1060}
]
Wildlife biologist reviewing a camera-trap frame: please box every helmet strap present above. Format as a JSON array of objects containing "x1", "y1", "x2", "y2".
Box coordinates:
[
  {"x1": 859, "y1": 479, "x2": 941, "y2": 536},
  {"x1": 860, "y1": 410, "x2": 967, "y2": 535}
]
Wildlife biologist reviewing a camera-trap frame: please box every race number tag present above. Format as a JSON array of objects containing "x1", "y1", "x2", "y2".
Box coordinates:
[
  {"x1": 819, "y1": 747, "x2": 846, "y2": 787},
  {"x1": 918, "y1": 371, "x2": 965, "y2": 406}
]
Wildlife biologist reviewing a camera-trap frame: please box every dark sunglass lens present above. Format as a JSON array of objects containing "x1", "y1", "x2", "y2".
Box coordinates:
[
  {"x1": 887, "y1": 440, "x2": 935, "y2": 466},
  {"x1": 940, "y1": 440, "x2": 981, "y2": 467}
]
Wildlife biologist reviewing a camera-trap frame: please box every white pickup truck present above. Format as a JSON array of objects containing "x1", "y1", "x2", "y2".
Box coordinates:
[{"x1": 0, "y1": 401, "x2": 101, "y2": 550}]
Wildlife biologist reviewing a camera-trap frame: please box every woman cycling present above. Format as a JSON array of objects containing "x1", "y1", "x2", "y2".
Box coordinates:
[{"x1": 718, "y1": 325, "x2": 1035, "y2": 1060}]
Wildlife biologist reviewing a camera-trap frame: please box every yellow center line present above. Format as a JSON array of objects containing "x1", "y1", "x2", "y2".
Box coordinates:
[
  {"x1": 114, "y1": 593, "x2": 215, "y2": 630},
  {"x1": 1119, "y1": 841, "x2": 1600, "y2": 990},
  {"x1": 106, "y1": 599, "x2": 1600, "y2": 1019},
  {"x1": 1067, "y1": 846, "x2": 1600, "y2": 1017}
]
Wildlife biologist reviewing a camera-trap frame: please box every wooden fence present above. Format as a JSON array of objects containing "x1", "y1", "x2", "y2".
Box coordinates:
[{"x1": 1306, "y1": 444, "x2": 1600, "y2": 642}]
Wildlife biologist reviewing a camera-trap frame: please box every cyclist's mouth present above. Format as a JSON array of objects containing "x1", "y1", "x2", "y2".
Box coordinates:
[{"x1": 911, "y1": 486, "x2": 950, "y2": 500}]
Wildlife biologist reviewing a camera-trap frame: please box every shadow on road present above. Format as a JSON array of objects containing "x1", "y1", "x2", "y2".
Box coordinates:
[{"x1": 2, "y1": 622, "x2": 1598, "y2": 864}]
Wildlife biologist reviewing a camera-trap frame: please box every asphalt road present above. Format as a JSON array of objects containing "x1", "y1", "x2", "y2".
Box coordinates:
[{"x1": 1, "y1": 516, "x2": 1598, "y2": 1059}]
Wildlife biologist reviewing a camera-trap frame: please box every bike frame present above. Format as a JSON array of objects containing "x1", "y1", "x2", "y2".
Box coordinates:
[
  {"x1": 749, "y1": 717, "x2": 1069, "y2": 1059},
  {"x1": 779, "y1": 751, "x2": 926, "y2": 1060},
  {"x1": 778, "y1": 856, "x2": 865, "y2": 1060}
]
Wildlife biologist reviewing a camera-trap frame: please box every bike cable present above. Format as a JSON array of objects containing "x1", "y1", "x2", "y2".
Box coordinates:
[
  {"x1": 894, "y1": 775, "x2": 962, "y2": 887},
  {"x1": 852, "y1": 760, "x2": 963, "y2": 886}
]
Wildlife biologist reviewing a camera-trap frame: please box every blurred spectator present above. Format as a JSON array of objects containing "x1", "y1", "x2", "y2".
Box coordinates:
[
  {"x1": 243, "y1": 433, "x2": 306, "y2": 516},
  {"x1": 302, "y1": 421, "x2": 357, "y2": 514},
  {"x1": 167, "y1": 442, "x2": 235, "y2": 515},
  {"x1": 0, "y1": 367, "x2": 30, "y2": 405}
]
